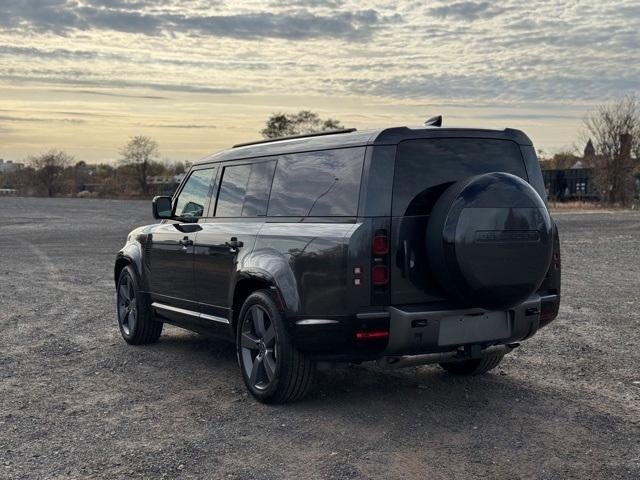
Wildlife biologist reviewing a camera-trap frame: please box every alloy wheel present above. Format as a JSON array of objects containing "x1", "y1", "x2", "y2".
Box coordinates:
[
  {"x1": 117, "y1": 274, "x2": 137, "y2": 336},
  {"x1": 240, "y1": 305, "x2": 277, "y2": 391}
]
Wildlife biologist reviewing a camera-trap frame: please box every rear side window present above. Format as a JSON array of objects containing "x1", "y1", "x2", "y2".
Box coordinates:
[
  {"x1": 393, "y1": 139, "x2": 528, "y2": 216},
  {"x1": 216, "y1": 160, "x2": 276, "y2": 217},
  {"x1": 268, "y1": 147, "x2": 365, "y2": 217}
]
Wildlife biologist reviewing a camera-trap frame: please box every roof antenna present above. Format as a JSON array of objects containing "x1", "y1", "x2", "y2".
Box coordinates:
[{"x1": 424, "y1": 115, "x2": 442, "y2": 127}]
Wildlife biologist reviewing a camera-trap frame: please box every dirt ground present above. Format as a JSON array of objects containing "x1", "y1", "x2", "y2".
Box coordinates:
[{"x1": 1, "y1": 197, "x2": 639, "y2": 479}]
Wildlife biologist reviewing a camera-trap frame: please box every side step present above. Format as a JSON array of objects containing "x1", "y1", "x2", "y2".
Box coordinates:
[{"x1": 376, "y1": 343, "x2": 519, "y2": 370}]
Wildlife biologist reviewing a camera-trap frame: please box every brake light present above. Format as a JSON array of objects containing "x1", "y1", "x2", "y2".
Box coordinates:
[
  {"x1": 372, "y1": 234, "x2": 389, "y2": 255},
  {"x1": 370, "y1": 227, "x2": 390, "y2": 304},
  {"x1": 372, "y1": 265, "x2": 388, "y2": 285},
  {"x1": 356, "y1": 330, "x2": 389, "y2": 340}
]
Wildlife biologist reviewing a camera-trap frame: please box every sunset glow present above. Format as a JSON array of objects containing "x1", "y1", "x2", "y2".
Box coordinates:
[{"x1": 1, "y1": 0, "x2": 639, "y2": 162}]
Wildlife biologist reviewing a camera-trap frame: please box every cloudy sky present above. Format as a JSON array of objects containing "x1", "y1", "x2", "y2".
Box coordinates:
[{"x1": 1, "y1": 0, "x2": 639, "y2": 163}]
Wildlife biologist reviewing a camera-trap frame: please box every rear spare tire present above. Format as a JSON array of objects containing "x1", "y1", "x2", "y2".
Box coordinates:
[{"x1": 427, "y1": 172, "x2": 552, "y2": 310}]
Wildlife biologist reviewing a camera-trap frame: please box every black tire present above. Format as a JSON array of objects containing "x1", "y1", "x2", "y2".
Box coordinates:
[
  {"x1": 236, "y1": 290, "x2": 315, "y2": 404},
  {"x1": 116, "y1": 265, "x2": 163, "y2": 345},
  {"x1": 439, "y1": 353, "x2": 504, "y2": 376}
]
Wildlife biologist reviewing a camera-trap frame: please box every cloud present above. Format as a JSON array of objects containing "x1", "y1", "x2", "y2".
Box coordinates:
[
  {"x1": 0, "y1": 1, "x2": 392, "y2": 40},
  {"x1": 0, "y1": 114, "x2": 86, "y2": 124},
  {"x1": 428, "y1": 1, "x2": 505, "y2": 21},
  {"x1": 330, "y1": 72, "x2": 640, "y2": 102},
  {"x1": 0, "y1": 44, "x2": 273, "y2": 72},
  {"x1": 140, "y1": 124, "x2": 217, "y2": 129},
  {"x1": 0, "y1": 73, "x2": 244, "y2": 96},
  {"x1": 58, "y1": 89, "x2": 169, "y2": 100}
]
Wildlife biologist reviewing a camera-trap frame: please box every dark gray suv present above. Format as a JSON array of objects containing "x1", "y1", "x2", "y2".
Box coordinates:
[{"x1": 114, "y1": 125, "x2": 561, "y2": 403}]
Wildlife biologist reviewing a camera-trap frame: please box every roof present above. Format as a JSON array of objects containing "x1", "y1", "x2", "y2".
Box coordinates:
[
  {"x1": 193, "y1": 125, "x2": 533, "y2": 165},
  {"x1": 571, "y1": 160, "x2": 587, "y2": 169}
]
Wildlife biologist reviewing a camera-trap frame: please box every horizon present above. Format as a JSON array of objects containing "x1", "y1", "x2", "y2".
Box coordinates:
[{"x1": 1, "y1": 0, "x2": 639, "y2": 163}]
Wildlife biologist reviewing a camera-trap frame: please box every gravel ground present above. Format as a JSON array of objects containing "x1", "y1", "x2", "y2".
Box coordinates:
[{"x1": 1, "y1": 197, "x2": 639, "y2": 480}]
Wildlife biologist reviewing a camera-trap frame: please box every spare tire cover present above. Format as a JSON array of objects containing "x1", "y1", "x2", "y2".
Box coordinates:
[{"x1": 426, "y1": 172, "x2": 552, "y2": 310}]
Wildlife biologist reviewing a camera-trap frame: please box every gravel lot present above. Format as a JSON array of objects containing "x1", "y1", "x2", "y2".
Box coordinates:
[{"x1": 1, "y1": 197, "x2": 639, "y2": 479}]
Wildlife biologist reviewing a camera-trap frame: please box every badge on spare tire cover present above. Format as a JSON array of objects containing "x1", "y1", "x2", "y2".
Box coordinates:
[{"x1": 426, "y1": 172, "x2": 553, "y2": 310}]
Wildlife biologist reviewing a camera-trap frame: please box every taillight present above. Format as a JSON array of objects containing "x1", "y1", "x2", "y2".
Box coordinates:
[
  {"x1": 372, "y1": 265, "x2": 388, "y2": 285},
  {"x1": 356, "y1": 330, "x2": 389, "y2": 340},
  {"x1": 372, "y1": 234, "x2": 389, "y2": 255},
  {"x1": 370, "y1": 225, "x2": 390, "y2": 305}
]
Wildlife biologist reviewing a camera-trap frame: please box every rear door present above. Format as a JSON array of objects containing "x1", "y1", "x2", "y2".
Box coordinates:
[
  {"x1": 148, "y1": 166, "x2": 217, "y2": 311},
  {"x1": 194, "y1": 158, "x2": 276, "y2": 319},
  {"x1": 390, "y1": 138, "x2": 529, "y2": 305}
]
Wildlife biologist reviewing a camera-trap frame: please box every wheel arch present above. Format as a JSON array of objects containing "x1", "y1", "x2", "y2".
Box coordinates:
[
  {"x1": 231, "y1": 274, "x2": 286, "y2": 333},
  {"x1": 114, "y1": 243, "x2": 144, "y2": 288},
  {"x1": 114, "y1": 255, "x2": 132, "y2": 286}
]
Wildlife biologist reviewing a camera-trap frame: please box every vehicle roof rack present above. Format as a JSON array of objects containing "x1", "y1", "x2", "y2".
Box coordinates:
[{"x1": 232, "y1": 128, "x2": 358, "y2": 148}]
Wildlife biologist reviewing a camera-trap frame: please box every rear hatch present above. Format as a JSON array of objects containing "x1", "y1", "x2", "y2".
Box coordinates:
[{"x1": 390, "y1": 137, "x2": 533, "y2": 306}]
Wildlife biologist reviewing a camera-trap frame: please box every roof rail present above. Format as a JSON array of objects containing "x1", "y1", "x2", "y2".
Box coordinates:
[{"x1": 232, "y1": 128, "x2": 357, "y2": 148}]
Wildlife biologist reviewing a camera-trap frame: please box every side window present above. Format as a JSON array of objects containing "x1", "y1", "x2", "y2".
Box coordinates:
[
  {"x1": 216, "y1": 160, "x2": 276, "y2": 217},
  {"x1": 174, "y1": 168, "x2": 216, "y2": 219},
  {"x1": 268, "y1": 147, "x2": 365, "y2": 217}
]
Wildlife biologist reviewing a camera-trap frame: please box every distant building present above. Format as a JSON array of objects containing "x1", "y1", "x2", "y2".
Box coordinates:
[
  {"x1": 542, "y1": 141, "x2": 598, "y2": 201},
  {"x1": 0, "y1": 159, "x2": 24, "y2": 173},
  {"x1": 541, "y1": 136, "x2": 638, "y2": 202}
]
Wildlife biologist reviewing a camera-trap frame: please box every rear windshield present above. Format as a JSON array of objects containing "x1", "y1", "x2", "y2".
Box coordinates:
[{"x1": 392, "y1": 138, "x2": 528, "y2": 216}]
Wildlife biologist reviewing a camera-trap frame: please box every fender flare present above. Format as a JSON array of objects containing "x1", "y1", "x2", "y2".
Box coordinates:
[
  {"x1": 114, "y1": 242, "x2": 146, "y2": 290},
  {"x1": 231, "y1": 247, "x2": 301, "y2": 321}
]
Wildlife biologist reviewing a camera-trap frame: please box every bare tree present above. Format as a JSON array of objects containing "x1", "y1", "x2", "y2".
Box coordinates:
[
  {"x1": 29, "y1": 150, "x2": 73, "y2": 197},
  {"x1": 583, "y1": 95, "x2": 640, "y2": 204},
  {"x1": 261, "y1": 110, "x2": 345, "y2": 139},
  {"x1": 120, "y1": 136, "x2": 159, "y2": 196}
]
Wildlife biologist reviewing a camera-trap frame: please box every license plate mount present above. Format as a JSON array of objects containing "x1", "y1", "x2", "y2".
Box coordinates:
[{"x1": 438, "y1": 311, "x2": 511, "y2": 347}]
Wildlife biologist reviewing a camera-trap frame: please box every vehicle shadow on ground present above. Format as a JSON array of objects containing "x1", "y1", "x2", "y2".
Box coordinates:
[
  {"x1": 145, "y1": 329, "x2": 562, "y2": 415},
  {"x1": 111, "y1": 328, "x2": 631, "y2": 473}
]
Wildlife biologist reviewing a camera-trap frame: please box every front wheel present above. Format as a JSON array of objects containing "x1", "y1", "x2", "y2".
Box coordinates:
[
  {"x1": 236, "y1": 290, "x2": 315, "y2": 404},
  {"x1": 116, "y1": 265, "x2": 163, "y2": 345},
  {"x1": 439, "y1": 353, "x2": 504, "y2": 376}
]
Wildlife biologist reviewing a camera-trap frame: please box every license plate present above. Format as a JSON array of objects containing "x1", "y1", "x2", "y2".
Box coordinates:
[{"x1": 438, "y1": 311, "x2": 511, "y2": 347}]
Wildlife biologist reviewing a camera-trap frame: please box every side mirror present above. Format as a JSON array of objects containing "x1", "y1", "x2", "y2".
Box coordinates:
[{"x1": 152, "y1": 196, "x2": 173, "y2": 219}]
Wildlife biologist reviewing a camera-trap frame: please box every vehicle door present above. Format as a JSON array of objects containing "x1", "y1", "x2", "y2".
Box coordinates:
[
  {"x1": 194, "y1": 159, "x2": 276, "y2": 320},
  {"x1": 148, "y1": 166, "x2": 217, "y2": 313}
]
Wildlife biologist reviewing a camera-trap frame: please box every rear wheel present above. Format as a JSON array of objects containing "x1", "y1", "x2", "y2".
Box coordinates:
[
  {"x1": 237, "y1": 290, "x2": 315, "y2": 403},
  {"x1": 116, "y1": 265, "x2": 162, "y2": 345},
  {"x1": 439, "y1": 353, "x2": 504, "y2": 376}
]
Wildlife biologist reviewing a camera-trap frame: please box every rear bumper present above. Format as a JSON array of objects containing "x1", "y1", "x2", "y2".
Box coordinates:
[
  {"x1": 292, "y1": 293, "x2": 560, "y2": 360},
  {"x1": 384, "y1": 294, "x2": 559, "y2": 356}
]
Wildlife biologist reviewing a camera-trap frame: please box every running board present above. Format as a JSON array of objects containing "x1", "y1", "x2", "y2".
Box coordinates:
[{"x1": 151, "y1": 302, "x2": 229, "y2": 325}]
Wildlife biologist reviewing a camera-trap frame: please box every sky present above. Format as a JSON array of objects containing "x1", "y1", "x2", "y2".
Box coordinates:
[{"x1": 0, "y1": 0, "x2": 639, "y2": 163}]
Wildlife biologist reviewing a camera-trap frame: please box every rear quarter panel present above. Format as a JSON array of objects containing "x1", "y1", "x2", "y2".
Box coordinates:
[{"x1": 247, "y1": 221, "x2": 361, "y2": 318}]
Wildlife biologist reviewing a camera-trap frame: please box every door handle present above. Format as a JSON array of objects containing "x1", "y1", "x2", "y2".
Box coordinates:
[
  {"x1": 179, "y1": 236, "x2": 194, "y2": 247},
  {"x1": 225, "y1": 236, "x2": 244, "y2": 252}
]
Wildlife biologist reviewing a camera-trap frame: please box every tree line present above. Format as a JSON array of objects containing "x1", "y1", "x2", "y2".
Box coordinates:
[
  {"x1": 0, "y1": 111, "x2": 341, "y2": 199},
  {"x1": 2, "y1": 103, "x2": 638, "y2": 204},
  {"x1": 0, "y1": 137, "x2": 189, "y2": 198},
  {"x1": 534, "y1": 95, "x2": 640, "y2": 205}
]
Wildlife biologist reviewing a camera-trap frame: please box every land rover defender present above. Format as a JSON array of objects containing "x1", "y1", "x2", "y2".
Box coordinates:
[{"x1": 114, "y1": 124, "x2": 561, "y2": 403}]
